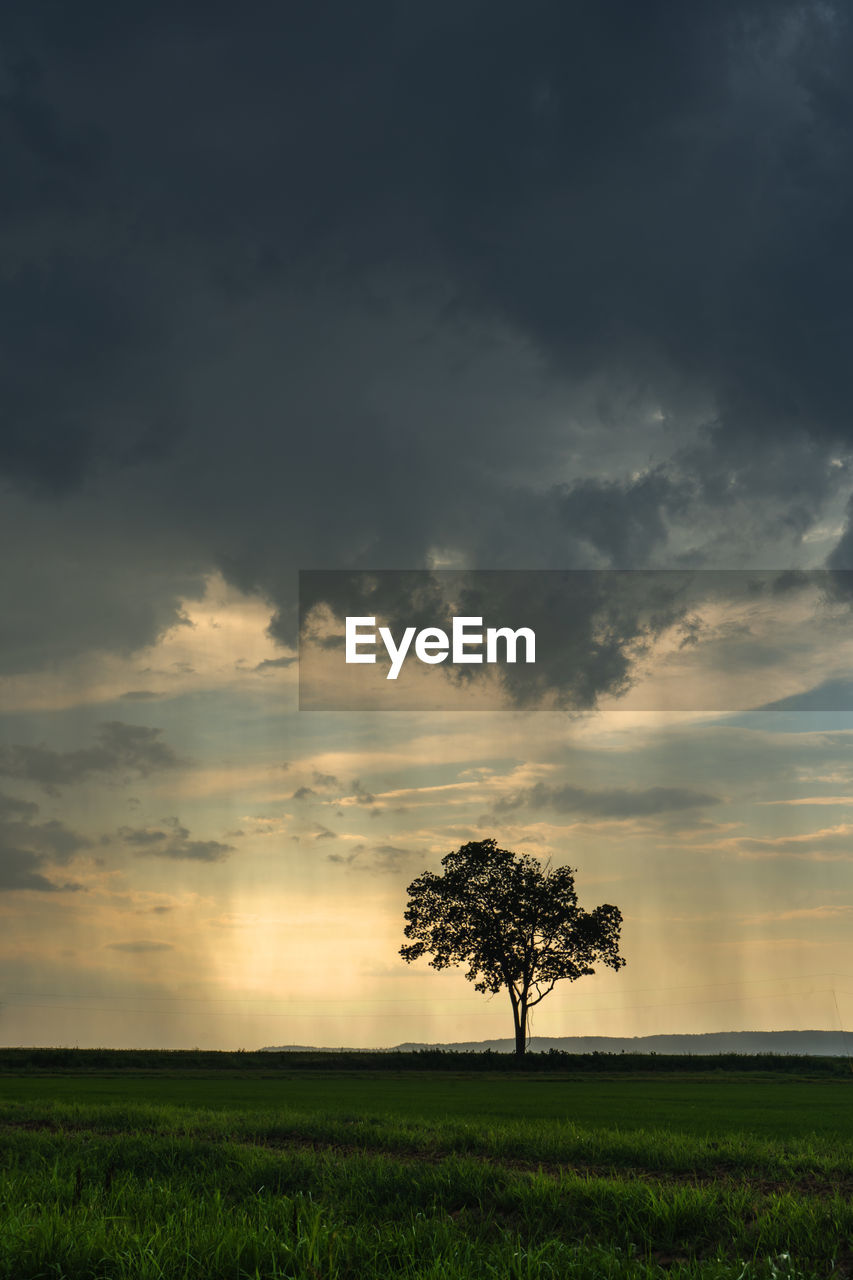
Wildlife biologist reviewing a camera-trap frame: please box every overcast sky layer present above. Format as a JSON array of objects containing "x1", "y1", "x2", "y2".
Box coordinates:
[{"x1": 2, "y1": 1, "x2": 853, "y2": 1048}]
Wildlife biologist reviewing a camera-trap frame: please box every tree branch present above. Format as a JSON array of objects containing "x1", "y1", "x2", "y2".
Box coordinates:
[{"x1": 527, "y1": 978, "x2": 557, "y2": 1008}]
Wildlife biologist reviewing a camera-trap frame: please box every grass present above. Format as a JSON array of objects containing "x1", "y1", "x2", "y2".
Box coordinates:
[
  {"x1": 4, "y1": 1068, "x2": 852, "y2": 1139},
  {"x1": 1, "y1": 1064, "x2": 851, "y2": 1278}
]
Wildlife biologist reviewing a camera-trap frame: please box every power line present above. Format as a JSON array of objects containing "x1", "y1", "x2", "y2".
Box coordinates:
[
  {"x1": 2, "y1": 989, "x2": 846, "y2": 1021},
  {"x1": 3, "y1": 973, "x2": 850, "y2": 1008}
]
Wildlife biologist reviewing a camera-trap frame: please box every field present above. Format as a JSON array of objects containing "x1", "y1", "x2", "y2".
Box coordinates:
[{"x1": 1, "y1": 1053, "x2": 852, "y2": 1279}]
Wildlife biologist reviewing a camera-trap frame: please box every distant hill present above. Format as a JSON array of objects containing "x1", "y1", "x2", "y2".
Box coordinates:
[{"x1": 262, "y1": 1030, "x2": 853, "y2": 1055}]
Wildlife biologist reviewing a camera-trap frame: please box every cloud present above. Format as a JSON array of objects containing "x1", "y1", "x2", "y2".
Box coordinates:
[
  {"x1": 0, "y1": 0, "x2": 852, "y2": 689},
  {"x1": 718, "y1": 824, "x2": 853, "y2": 861},
  {"x1": 368, "y1": 844, "x2": 416, "y2": 872},
  {"x1": 106, "y1": 941, "x2": 175, "y2": 953},
  {"x1": 555, "y1": 471, "x2": 693, "y2": 565},
  {"x1": 327, "y1": 841, "x2": 420, "y2": 873},
  {"x1": 4, "y1": 0, "x2": 853, "y2": 1052},
  {"x1": 327, "y1": 845, "x2": 363, "y2": 866},
  {"x1": 119, "y1": 826, "x2": 172, "y2": 847},
  {"x1": 0, "y1": 492, "x2": 206, "y2": 676},
  {"x1": 0, "y1": 793, "x2": 39, "y2": 821},
  {"x1": 0, "y1": 846, "x2": 72, "y2": 892},
  {"x1": 494, "y1": 781, "x2": 722, "y2": 819},
  {"x1": 350, "y1": 779, "x2": 376, "y2": 805},
  {"x1": 0, "y1": 722, "x2": 182, "y2": 791},
  {"x1": 741, "y1": 904, "x2": 853, "y2": 924},
  {"x1": 0, "y1": 791, "x2": 88, "y2": 892},
  {"x1": 761, "y1": 796, "x2": 853, "y2": 807},
  {"x1": 118, "y1": 818, "x2": 235, "y2": 863},
  {"x1": 758, "y1": 679, "x2": 853, "y2": 712}
]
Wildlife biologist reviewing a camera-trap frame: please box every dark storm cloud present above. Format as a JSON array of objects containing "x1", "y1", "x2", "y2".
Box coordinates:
[
  {"x1": 0, "y1": 723, "x2": 182, "y2": 791},
  {"x1": 118, "y1": 818, "x2": 234, "y2": 863},
  {"x1": 0, "y1": 793, "x2": 38, "y2": 821},
  {"x1": 394, "y1": 3, "x2": 853, "y2": 458},
  {"x1": 0, "y1": 260, "x2": 177, "y2": 496},
  {"x1": 556, "y1": 471, "x2": 694, "y2": 566},
  {"x1": 449, "y1": 570, "x2": 690, "y2": 709},
  {"x1": 0, "y1": 847, "x2": 67, "y2": 892},
  {"x1": 0, "y1": 817, "x2": 88, "y2": 859},
  {"x1": 0, "y1": 492, "x2": 207, "y2": 676},
  {"x1": 494, "y1": 782, "x2": 722, "y2": 819},
  {"x1": 0, "y1": 791, "x2": 88, "y2": 891},
  {"x1": 2, "y1": 0, "x2": 853, "y2": 678}
]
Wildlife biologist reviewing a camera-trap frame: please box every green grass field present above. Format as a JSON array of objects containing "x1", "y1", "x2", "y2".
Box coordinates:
[{"x1": 1, "y1": 1064, "x2": 852, "y2": 1278}]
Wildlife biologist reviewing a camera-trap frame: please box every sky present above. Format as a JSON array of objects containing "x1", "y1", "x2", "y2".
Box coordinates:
[{"x1": 2, "y1": 0, "x2": 853, "y2": 1049}]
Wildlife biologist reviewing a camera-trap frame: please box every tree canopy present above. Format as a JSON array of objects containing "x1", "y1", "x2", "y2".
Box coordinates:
[{"x1": 400, "y1": 837, "x2": 625, "y2": 1055}]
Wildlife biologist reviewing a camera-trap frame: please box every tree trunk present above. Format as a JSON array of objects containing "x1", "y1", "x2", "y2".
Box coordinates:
[{"x1": 513, "y1": 996, "x2": 528, "y2": 1057}]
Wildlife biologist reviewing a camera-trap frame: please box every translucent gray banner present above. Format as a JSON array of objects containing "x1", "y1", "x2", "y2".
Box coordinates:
[{"x1": 298, "y1": 569, "x2": 853, "y2": 711}]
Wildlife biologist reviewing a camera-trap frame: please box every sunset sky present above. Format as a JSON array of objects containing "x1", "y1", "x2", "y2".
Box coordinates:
[{"x1": 2, "y1": 1, "x2": 853, "y2": 1049}]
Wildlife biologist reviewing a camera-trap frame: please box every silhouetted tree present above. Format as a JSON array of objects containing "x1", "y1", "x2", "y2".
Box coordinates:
[{"x1": 400, "y1": 838, "x2": 625, "y2": 1056}]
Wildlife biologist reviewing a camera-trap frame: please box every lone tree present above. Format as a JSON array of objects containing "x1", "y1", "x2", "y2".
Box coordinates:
[{"x1": 400, "y1": 838, "x2": 625, "y2": 1056}]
